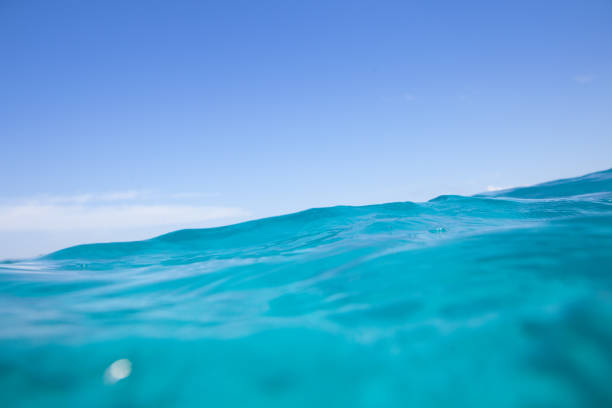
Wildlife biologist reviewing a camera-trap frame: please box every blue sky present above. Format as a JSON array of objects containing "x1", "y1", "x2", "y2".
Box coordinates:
[{"x1": 1, "y1": 0, "x2": 611, "y2": 258}]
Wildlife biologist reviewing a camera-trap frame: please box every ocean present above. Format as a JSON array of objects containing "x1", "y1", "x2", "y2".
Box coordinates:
[{"x1": 1, "y1": 169, "x2": 611, "y2": 407}]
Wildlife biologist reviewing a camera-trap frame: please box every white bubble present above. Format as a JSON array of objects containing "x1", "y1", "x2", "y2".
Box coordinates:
[{"x1": 104, "y1": 358, "x2": 132, "y2": 384}]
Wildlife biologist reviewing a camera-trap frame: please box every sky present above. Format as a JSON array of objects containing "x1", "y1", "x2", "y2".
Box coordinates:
[{"x1": 1, "y1": 0, "x2": 611, "y2": 258}]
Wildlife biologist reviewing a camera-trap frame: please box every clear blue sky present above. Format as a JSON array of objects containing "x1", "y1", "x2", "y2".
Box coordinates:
[{"x1": 1, "y1": 0, "x2": 611, "y2": 258}]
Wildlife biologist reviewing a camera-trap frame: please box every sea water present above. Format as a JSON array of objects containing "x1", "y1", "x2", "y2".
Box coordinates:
[{"x1": 1, "y1": 169, "x2": 612, "y2": 407}]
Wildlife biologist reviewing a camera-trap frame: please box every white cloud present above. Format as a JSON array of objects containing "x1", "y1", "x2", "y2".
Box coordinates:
[
  {"x1": 4, "y1": 190, "x2": 227, "y2": 206},
  {"x1": 15, "y1": 191, "x2": 153, "y2": 205},
  {"x1": 0, "y1": 204, "x2": 247, "y2": 231},
  {"x1": 0, "y1": 191, "x2": 251, "y2": 258},
  {"x1": 573, "y1": 74, "x2": 594, "y2": 84},
  {"x1": 486, "y1": 185, "x2": 505, "y2": 192},
  {"x1": 0, "y1": 191, "x2": 248, "y2": 231}
]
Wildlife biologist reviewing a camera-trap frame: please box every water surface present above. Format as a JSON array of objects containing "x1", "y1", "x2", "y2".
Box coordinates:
[{"x1": 2, "y1": 169, "x2": 612, "y2": 407}]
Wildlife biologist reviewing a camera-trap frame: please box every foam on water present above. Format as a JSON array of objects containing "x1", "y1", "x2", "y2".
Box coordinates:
[{"x1": 1, "y1": 169, "x2": 612, "y2": 407}]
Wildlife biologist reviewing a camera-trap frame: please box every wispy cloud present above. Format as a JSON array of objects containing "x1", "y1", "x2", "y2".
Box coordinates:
[
  {"x1": 27, "y1": 191, "x2": 152, "y2": 205},
  {"x1": 573, "y1": 74, "x2": 594, "y2": 84},
  {"x1": 5, "y1": 190, "x2": 223, "y2": 206},
  {"x1": 0, "y1": 204, "x2": 247, "y2": 230},
  {"x1": 0, "y1": 191, "x2": 248, "y2": 231},
  {"x1": 486, "y1": 185, "x2": 506, "y2": 192}
]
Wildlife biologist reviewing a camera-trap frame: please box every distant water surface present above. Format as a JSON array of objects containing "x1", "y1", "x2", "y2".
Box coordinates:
[{"x1": 1, "y1": 169, "x2": 612, "y2": 407}]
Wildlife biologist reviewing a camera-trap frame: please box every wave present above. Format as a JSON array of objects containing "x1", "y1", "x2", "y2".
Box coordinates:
[{"x1": 1, "y1": 168, "x2": 612, "y2": 407}]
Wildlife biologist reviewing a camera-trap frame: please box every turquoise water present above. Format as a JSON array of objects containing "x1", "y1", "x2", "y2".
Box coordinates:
[{"x1": 2, "y1": 169, "x2": 612, "y2": 407}]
